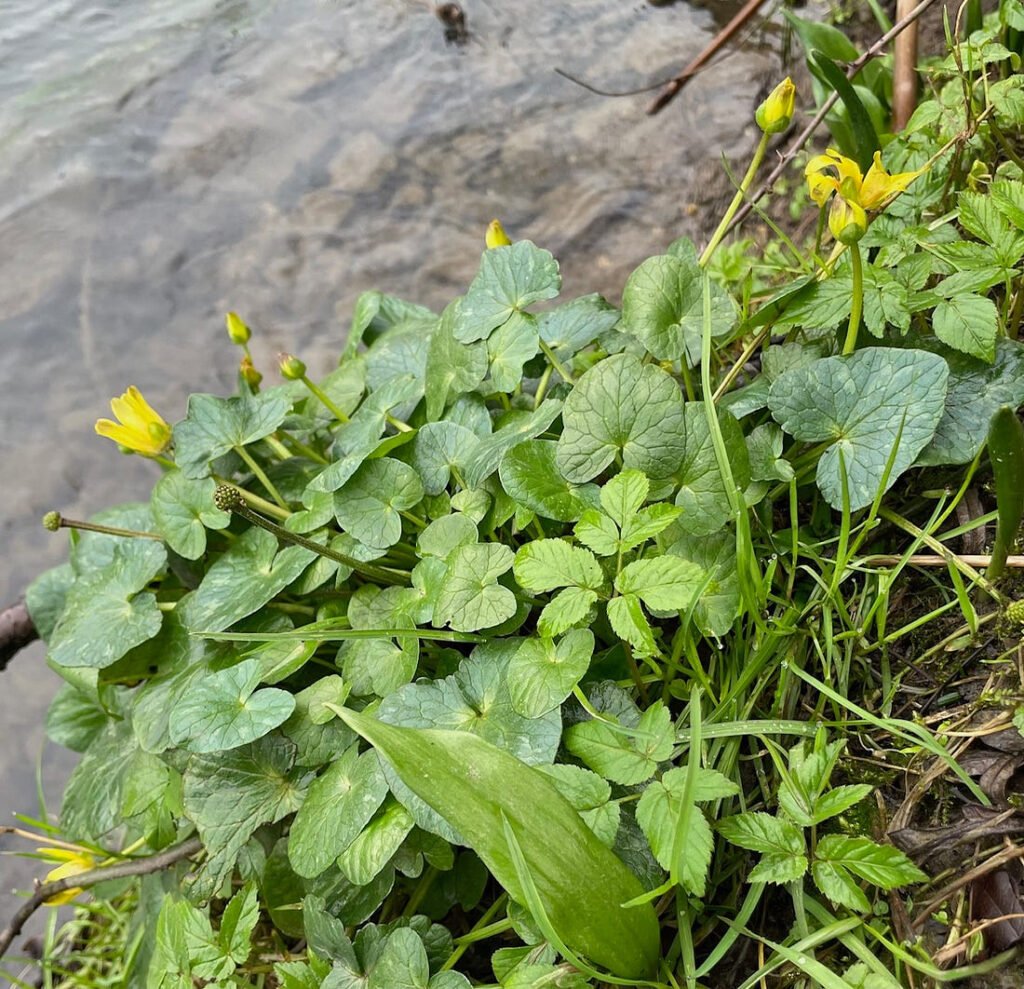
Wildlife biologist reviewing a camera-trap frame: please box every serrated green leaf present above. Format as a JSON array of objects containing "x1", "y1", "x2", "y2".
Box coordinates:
[
  {"x1": 219, "y1": 882, "x2": 260, "y2": 965},
  {"x1": 169, "y1": 658, "x2": 295, "y2": 753},
  {"x1": 811, "y1": 858, "x2": 871, "y2": 912},
  {"x1": 61, "y1": 719, "x2": 138, "y2": 840},
  {"x1": 507, "y1": 629, "x2": 594, "y2": 718},
  {"x1": 933, "y1": 293, "x2": 999, "y2": 362},
  {"x1": 537, "y1": 586, "x2": 599, "y2": 638},
  {"x1": 718, "y1": 812, "x2": 805, "y2": 858},
  {"x1": 337, "y1": 709, "x2": 660, "y2": 979},
  {"x1": 599, "y1": 469, "x2": 647, "y2": 528},
  {"x1": 816, "y1": 835, "x2": 927, "y2": 888},
  {"x1": 615, "y1": 556, "x2": 705, "y2": 612},
  {"x1": 513, "y1": 538, "x2": 604, "y2": 594},
  {"x1": 151, "y1": 471, "x2": 230, "y2": 559},
  {"x1": 565, "y1": 702, "x2": 673, "y2": 785},
  {"x1": 748, "y1": 853, "x2": 809, "y2": 885},
  {"x1": 557, "y1": 353, "x2": 685, "y2": 483},
  {"x1": 606, "y1": 593, "x2": 657, "y2": 657},
  {"x1": 455, "y1": 242, "x2": 561, "y2": 343},
  {"x1": 173, "y1": 389, "x2": 292, "y2": 479},
  {"x1": 433, "y1": 543, "x2": 516, "y2": 632},
  {"x1": 335, "y1": 458, "x2": 425, "y2": 549},
  {"x1": 574, "y1": 510, "x2": 620, "y2": 556},
  {"x1": 769, "y1": 348, "x2": 949, "y2": 510},
  {"x1": 499, "y1": 440, "x2": 599, "y2": 522},
  {"x1": 621, "y1": 253, "x2": 736, "y2": 364},
  {"x1": 289, "y1": 746, "x2": 389, "y2": 878}
]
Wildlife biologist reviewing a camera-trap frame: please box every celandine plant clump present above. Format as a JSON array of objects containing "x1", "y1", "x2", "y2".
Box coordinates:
[{"x1": 9, "y1": 12, "x2": 1024, "y2": 987}]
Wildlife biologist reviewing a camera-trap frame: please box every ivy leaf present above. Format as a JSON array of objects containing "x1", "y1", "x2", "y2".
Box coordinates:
[
  {"x1": 513, "y1": 538, "x2": 604, "y2": 594},
  {"x1": 919, "y1": 338, "x2": 1024, "y2": 465},
  {"x1": 621, "y1": 254, "x2": 736, "y2": 364},
  {"x1": 557, "y1": 353, "x2": 686, "y2": 483},
  {"x1": 507, "y1": 629, "x2": 595, "y2": 718},
  {"x1": 499, "y1": 440, "x2": 599, "y2": 523},
  {"x1": 565, "y1": 701, "x2": 673, "y2": 785},
  {"x1": 433, "y1": 543, "x2": 516, "y2": 632},
  {"x1": 615, "y1": 556, "x2": 706, "y2": 612},
  {"x1": 488, "y1": 312, "x2": 540, "y2": 392},
  {"x1": 168, "y1": 658, "x2": 296, "y2": 753},
  {"x1": 151, "y1": 470, "x2": 230, "y2": 560},
  {"x1": 335, "y1": 458, "x2": 425, "y2": 550},
  {"x1": 425, "y1": 301, "x2": 489, "y2": 420},
  {"x1": 183, "y1": 736, "x2": 308, "y2": 896},
  {"x1": 412, "y1": 423, "x2": 479, "y2": 496},
  {"x1": 380, "y1": 643, "x2": 561, "y2": 766},
  {"x1": 462, "y1": 400, "x2": 563, "y2": 489},
  {"x1": 933, "y1": 293, "x2": 999, "y2": 362},
  {"x1": 768, "y1": 348, "x2": 949, "y2": 510},
  {"x1": 288, "y1": 745, "x2": 389, "y2": 878},
  {"x1": 536, "y1": 586, "x2": 599, "y2": 638},
  {"x1": 674, "y1": 404, "x2": 750, "y2": 535},
  {"x1": 183, "y1": 527, "x2": 317, "y2": 634},
  {"x1": 537, "y1": 294, "x2": 621, "y2": 360},
  {"x1": 455, "y1": 242, "x2": 561, "y2": 343},
  {"x1": 49, "y1": 539, "x2": 166, "y2": 670},
  {"x1": 173, "y1": 389, "x2": 292, "y2": 479},
  {"x1": 417, "y1": 514, "x2": 478, "y2": 560}
]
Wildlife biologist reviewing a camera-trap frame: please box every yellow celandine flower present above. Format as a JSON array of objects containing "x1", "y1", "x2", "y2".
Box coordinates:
[
  {"x1": 806, "y1": 148, "x2": 921, "y2": 212},
  {"x1": 94, "y1": 386, "x2": 172, "y2": 456},
  {"x1": 39, "y1": 847, "x2": 97, "y2": 906},
  {"x1": 828, "y1": 195, "x2": 867, "y2": 245},
  {"x1": 485, "y1": 218, "x2": 511, "y2": 249},
  {"x1": 755, "y1": 77, "x2": 796, "y2": 135}
]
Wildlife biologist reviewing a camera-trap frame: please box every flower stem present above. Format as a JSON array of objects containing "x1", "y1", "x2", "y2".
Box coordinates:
[
  {"x1": 234, "y1": 444, "x2": 289, "y2": 511},
  {"x1": 842, "y1": 243, "x2": 864, "y2": 356},
  {"x1": 301, "y1": 375, "x2": 350, "y2": 423},
  {"x1": 43, "y1": 513, "x2": 163, "y2": 541},
  {"x1": 214, "y1": 475, "x2": 291, "y2": 520},
  {"x1": 214, "y1": 485, "x2": 409, "y2": 586},
  {"x1": 538, "y1": 339, "x2": 575, "y2": 385},
  {"x1": 698, "y1": 132, "x2": 769, "y2": 268}
]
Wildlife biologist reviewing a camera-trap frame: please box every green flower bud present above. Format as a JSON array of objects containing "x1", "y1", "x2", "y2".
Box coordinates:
[
  {"x1": 225, "y1": 311, "x2": 251, "y2": 345},
  {"x1": 1007, "y1": 599, "x2": 1024, "y2": 626},
  {"x1": 828, "y1": 195, "x2": 867, "y2": 245},
  {"x1": 240, "y1": 356, "x2": 262, "y2": 390},
  {"x1": 755, "y1": 77, "x2": 796, "y2": 135},
  {"x1": 278, "y1": 353, "x2": 307, "y2": 381},
  {"x1": 42, "y1": 511, "x2": 62, "y2": 532}
]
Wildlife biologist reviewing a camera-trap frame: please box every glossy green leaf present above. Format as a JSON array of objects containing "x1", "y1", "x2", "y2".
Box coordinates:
[
  {"x1": 151, "y1": 470, "x2": 230, "y2": 559},
  {"x1": 425, "y1": 300, "x2": 489, "y2": 420},
  {"x1": 433, "y1": 543, "x2": 516, "y2": 632},
  {"x1": 173, "y1": 389, "x2": 292, "y2": 479},
  {"x1": 489, "y1": 312, "x2": 540, "y2": 391},
  {"x1": 412, "y1": 422, "x2": 479, "y2": 496},
  {"x1": 933, "y1": 293, "x2": 999, "y2": 362},
  {"x1": 335, "y1": 458, "x2": 425, "y2": 550},
  {"x1": 565, "y1": 702, "x2": 673, "y2": 785},
  {"x1": 499, "y1": 440, "x2": 599, "y2": 522},
  {"x1": 769, "y1": 348, "x2": 949, "y2": 510},
  {"x1": 169, "y1": 658, "x2": 296, "y2": 753},
  {"x1": 513, "y1": 538, "x2": 604, "y2": 594},
  {"x1": 507, "y1": 630, "x2": 594, "y2": 718},
  {"x1": 462, "y1": 400, "x2": 564, "y2": 488},
  {"x1": 336, "y1": 708, "x2": 660, "y2": 979},
  {"x1": 537, "y1": 294, "x2": 620, "y2": 359},
  {"x1": 557, "y1": 353, "x2": 685, "y2": 483}
]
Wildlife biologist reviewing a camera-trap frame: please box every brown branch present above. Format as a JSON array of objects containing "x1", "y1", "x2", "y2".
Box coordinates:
[
  {"x1": 892, "y1": 0, "x2": 921, "y2": 130},
  {"x1": 863, "y1": 554, "x2": 1024, "y2": 569},
  {"x1": 0, "y1": 598, "x2": 38, "y2": 672},
  {"x1": 912, "y1": 842, "x2": 1024, "y2": 928},
  {"x1": 646, "y1": 0, "x2": 770, "y2": 115},
  {"x1": 724, "y1": 0, "x2": 942, "y2": 236},
  {"x1": 0, "y1": 837, "x2": 202, "y2": 960}
]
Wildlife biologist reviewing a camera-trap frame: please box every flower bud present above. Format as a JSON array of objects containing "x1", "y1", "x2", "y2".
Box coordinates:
[
  {"x1": 485, "y1": 219, "x2": 511, "y2": 249},
  {"x1": 1007, "y1": 599, "x2": 1024, "y2": 626},
  {"x1": 828, "y1": 195, "x2": 867, "y2": 245},
  {"x1": 278, "y1": 353, "x2": 307, "y2": 380},
  {"x1": 225, "y1": 311, "x2": 251, "y2": 346},
  {"x1": 42, "y1": 511, "x2": 62, "y2": 532},
  {"x1": 755, "y1": 77, "x2": 796, "y2": 135},
  {"x1": 240, "y1": 356, "x2": 262, "y2": 390}
]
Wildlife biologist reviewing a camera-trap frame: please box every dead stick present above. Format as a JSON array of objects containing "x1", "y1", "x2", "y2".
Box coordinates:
[
  {"x1": 725, "y1": 0, "x2": 942, "y2": 235},
  {"x1": 646, "y1": 0, "x2": 770, "y2": 115},
  {"x1": 865, "y1": 554, "x2": 1024, "y2": 568},
  {"x1": 892, "y1": 0, "x2": 921, "y2": 130},
  {"x1": 0, "y1": 599, "x2": 37, "y2": 673},
  {"x1": 0, "y1": 837, "x2": 202, "y2": 960},
  {"x1": 912, "y1": 842, "x2": 1024, "y2": 928}
]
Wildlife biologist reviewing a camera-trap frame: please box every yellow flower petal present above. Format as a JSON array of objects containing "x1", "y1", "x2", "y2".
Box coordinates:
[
  {"x1": 805, "y1": 149, "x2": 864, "y2": 206},
  {"x1": 95, "y1": 387, "x2": 171, "y2": 456},
  {"x1": 859, "y1": 151, "x2": 922, "y2": 210},
  {"x1": 485, "y1": 219, "x2": 511, "y2": 249}
]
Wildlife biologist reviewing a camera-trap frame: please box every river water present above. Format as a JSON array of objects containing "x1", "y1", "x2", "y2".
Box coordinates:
[{"x1": 0, "y1": 0, "x2": 776, "y2": 953}]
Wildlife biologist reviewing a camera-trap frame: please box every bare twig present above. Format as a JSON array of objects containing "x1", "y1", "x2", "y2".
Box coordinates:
[
  {"x1": 724, "y1": 0, "x2": 942, "y2": 236},
  {"x1": 913, "y1": 842, "x2": 1024, "y2": 928},
  {"x1": 863, "y1": 554, "x2": 1024, "y2": 569},
  {"x1": 0, "y1": 837, "x2": 202, "y2": 960},
  {"x1": 0, "y1": 598, "x2": 37, "y2": 672},
  {"x1": 646, "y1": 0, "x2": 770, "y2": 115}
]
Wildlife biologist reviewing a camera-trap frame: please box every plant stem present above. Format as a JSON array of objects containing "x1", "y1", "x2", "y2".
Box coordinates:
[
  {"x1": 300, "y1": 375, "x2": 350, "y2": 423},
  {"x1": 214, "y1": 475, "x2": 291, "y2": 521},
  {"x1": 46, "y1": 515, "x2": 163, "y2": 541},
  {"x1": 842, "y1": 242, "x2": 864, "y2": 355},
  {"x1": 234, "y1": 445, "x2": 289, "y2": 511},
  {"x1": 699, "y1": 132, "x2": 768, "y2": 267},
  {"x1": 538, "y1": 339, "x2": 575, "y2": 385}
]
